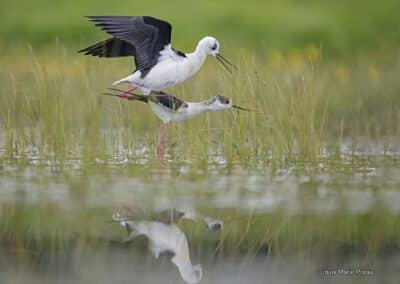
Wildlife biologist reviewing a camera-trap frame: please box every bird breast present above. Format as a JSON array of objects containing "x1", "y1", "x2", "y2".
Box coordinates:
[
  {"x1": 149, "y1": 100, "x2": 195, "y2": 123},
  {"x1": 140, "y1": 56, "x2": 203, "y2": 90}
]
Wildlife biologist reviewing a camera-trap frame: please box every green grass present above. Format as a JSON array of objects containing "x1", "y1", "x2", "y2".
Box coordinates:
[
  {"x1": 1, "y1": 199, "x2": 399, "y2": 258},
  {"x1": 1, "y1": 46, "x2": 400, "y2": 164}
]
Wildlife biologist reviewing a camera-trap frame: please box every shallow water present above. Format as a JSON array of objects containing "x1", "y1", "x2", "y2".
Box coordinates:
[
  {"x1": 1, "y1": 143, "x2": 400, "y2": 283},
  {"x1": 2, "y1": 148, "x2": 400, "y2": 214},
  {"x1": 1, "y1": 248, "x2": 397, "y2": 284}
]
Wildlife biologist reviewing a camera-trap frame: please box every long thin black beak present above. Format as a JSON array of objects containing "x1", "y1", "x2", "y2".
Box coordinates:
[
  {"x1": 232, "y1": 104, "x2": 251, "y2": 112},
  {"x1": 216, "y1": 53, "x2": 236, "y2": 73}
]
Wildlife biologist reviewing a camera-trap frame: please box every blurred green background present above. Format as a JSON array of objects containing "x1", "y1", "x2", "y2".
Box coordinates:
[{"x1": 2, "y1": 0, "x2": 399, "y2": 57}]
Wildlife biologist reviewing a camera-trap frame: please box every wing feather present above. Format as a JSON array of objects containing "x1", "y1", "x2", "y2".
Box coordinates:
[
  {"x1": 150, "y1": 92, "x2": 187, "y2": 111},
  {"x1": 78, "y1": 38, "x2": 136, "y2": 57},
  {"x1": 85, "y1": 16, "x2": 172, "y2": 75}
]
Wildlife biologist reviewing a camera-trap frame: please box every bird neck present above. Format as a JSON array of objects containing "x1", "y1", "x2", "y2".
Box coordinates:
[
  {"x1": 186, "y1": 46, "x2": 208, "y2": 69},
  {"x1": 171, "y1": 255, "x2": 198, "y2": 283},
  {"x1": 186, "y1": 102, "x2": 211, "y2": 117}
]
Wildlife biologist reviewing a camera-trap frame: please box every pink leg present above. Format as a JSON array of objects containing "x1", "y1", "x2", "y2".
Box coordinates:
[
  {"x1": 119, "y1": 86, "x2": 137, "y2": 98},
  {"x1": 157, "y1": 123, "x2": 169, "y2": 158}
]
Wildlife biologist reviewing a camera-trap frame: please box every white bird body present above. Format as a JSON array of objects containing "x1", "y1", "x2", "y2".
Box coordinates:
[
  {"x1": 112, "y1": 213, "x2": 202, "y2": 284},
  {"x1": 79, "y1": 16, "x2": 233, "y2": 95},
  {"x1": 112, "y1": 44, "x2": 209, "y2": 95},
  {"x1": 104, "y1": 90, "x2": 247, "y2": 124},
  {"x1": 126, "y1": 221, "x2": 188, "y2": 259},
  {"x1": 148, "y1": 100, "x2": 216, "y2": 123}
]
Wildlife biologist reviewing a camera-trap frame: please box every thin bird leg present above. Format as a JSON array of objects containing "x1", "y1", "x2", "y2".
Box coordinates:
[
  {"x1": 157, "y1": 123, "x2": 169, "y2": 158},
  {"x1": 103, "y1": 92, "x2": 138, "y2": 100},
  {"x1": 119, "y1": 86, "x2": 138, "y2": 98}
]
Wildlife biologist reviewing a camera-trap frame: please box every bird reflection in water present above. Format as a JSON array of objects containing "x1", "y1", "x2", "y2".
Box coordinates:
[
  {"x1": 112, "y1": 210, "x2": 222, "y2": 283},
  {"x1": 157, "y1": 207, "x2": 223, "y2": 231}
]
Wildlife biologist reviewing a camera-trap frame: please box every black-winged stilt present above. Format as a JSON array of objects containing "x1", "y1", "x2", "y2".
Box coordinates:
[
  {"x1": 79, "y1": 16, "x2": 234, "y2": 96},
  {"x1": 103, "y1": 88, "x2": 249, "y2": 157},
  {"x1": 158, "y1": 208, "x2": 223, "y2": 231},
  {"x1": 112, "y1": 212, "x2": 202, "y2": 284}
]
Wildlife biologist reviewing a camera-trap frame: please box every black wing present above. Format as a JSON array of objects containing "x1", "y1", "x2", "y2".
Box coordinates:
[
  {"x1": 78, "y1": 38, "x2": 136, "y2": 57},
  {"x1": 149, "y1": 92, "x2": 187, "y2": 111},
  {"x1": 86, "y1": 16, "x2": 172, "y2": 74}
]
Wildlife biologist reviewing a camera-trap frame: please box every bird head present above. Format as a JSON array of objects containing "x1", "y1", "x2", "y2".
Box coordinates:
[
  {"x1": 198, "y1": 36, "x2": 220, "y2": 55},
  {"x1": 198, "y1": 36, "x2": 234, "y2": 73},
  {"x1": 205, "y1": 95, "x2": 250, "y2": 112},
  {"x1": 205, "y1": 95, "x2": 232, "y2": 110}
]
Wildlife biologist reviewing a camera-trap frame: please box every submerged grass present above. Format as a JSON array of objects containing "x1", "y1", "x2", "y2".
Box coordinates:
[{"x1": 1, "y1": 202, "x2": 399, "y2": 260}]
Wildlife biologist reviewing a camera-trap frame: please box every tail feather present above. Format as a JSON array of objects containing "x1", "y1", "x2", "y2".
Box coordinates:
[
  {"x1": 112, "y1": 73, "x2": 138, "y2": 86},
  {"x1": 112, "y1": 78, "x2": 128, "y2": 86}
]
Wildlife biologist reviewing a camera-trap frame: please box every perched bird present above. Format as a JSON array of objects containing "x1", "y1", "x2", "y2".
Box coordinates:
[
  {"x1": 79, "y1": 16, "x2": 234, "y2": 96},
  {"x1": 103, "y1": 88, "x2": 249, "y2": 156},
  {"x1": 112, "y1": 212, "x2": 203, "y2": 284}
]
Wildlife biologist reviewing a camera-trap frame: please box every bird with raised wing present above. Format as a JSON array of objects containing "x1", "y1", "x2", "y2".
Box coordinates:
[{"x1": 79, "y1": 16, "x2": 234, "y2": 96}]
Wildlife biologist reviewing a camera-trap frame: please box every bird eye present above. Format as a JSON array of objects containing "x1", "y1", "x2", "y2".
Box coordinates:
[
  {"x1": 219, "y1": 97, "x2": 229, "y2": 104},
  {"x1": 211, "y1": 43, "x2": 217, "y2": 50}
]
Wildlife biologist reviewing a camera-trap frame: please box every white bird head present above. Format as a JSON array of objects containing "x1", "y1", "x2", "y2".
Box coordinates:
[
  {"x1": 204, "y1": 95, "x2": 250, "y2": 112},
  {"x1": 205, "y1": 95, "x2": 233, "y2": 110},
  {"x1": 198, "y1": 36, "x2": 220, "y2": 55},
  {"x1": 198, "y1": 36, "x2": 234, "y2": 73}
]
